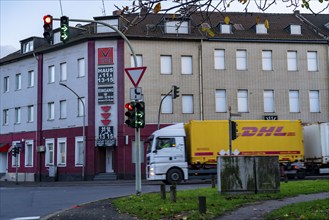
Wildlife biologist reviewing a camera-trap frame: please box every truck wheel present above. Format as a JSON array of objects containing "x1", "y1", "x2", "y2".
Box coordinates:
[
  {"x1": 166, "y1": 168, "x2": 183, "y2": 185},
  {"x1": 297, "y1": 171, "x2": 306, "y2": 179}
]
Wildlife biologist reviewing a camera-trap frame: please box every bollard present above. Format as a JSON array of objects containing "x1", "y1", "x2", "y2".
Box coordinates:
[
  {"x1": 211, "y1": 175, "x2": 216, "y2": 188},
  {"x1": 160, "y1": 183, "x2": 166, "y2": 200},
  {"x1": 198, "y1": 196, "x2": 206, "y2": 214},
  {"x1": 170, "y1": 185, "x2": 176, "y2": 202}
]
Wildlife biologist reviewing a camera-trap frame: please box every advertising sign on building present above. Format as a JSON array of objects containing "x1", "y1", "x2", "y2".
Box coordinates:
[
  {"x1": 98, "y1": 48, "x2": 114, "y2": 65},
  {"x1": 98, "y1": 86, "x2": 114, "y2": 104},
  {"x1": 98, "y1": 67, "x2": 114, "y2": 85},
  {"x1": 97, "y1": 126, "x2": 116, "y2": 147}
]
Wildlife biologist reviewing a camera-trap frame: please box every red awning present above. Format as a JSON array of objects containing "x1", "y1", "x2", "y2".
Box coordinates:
[{"x1": 0, "y1": 143, "x2": 10, "y2": 152}]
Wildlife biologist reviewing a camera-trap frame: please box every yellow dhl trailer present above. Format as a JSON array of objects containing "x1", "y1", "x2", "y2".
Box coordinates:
[{"x1": 146, "y1": 120, "x2": 304, "y2": 184}]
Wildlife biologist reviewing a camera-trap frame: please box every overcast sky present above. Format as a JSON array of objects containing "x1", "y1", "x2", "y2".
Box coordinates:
[{"x1": 1, "y1": 0, "x2": 328, "y2": 58}]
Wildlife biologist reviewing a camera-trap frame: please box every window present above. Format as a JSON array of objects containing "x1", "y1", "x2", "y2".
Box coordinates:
[
  {"x1": 155, "y1": 138, "x2": 176, "y2": 150},
  {"x1": 48, "y1": 102, "x2": 55, "y2": 120},
  {"x1": 60, "y1": 62, "x2": 67, "y2": 81},
  {"x1": 22, "y1": 41, "x2": 34, "y2": 53},
  {"x1": 78, "y1": 58, "x2": 85, "y2": 77},
  {"x1": 289, "y1": 90, "x2": 299, "y2": 112},
  {"x1": 161, "y1": 95, "x2": 173, "y2": 113},
  {"x1": 220, "y1": 24, "x2": 232, "y2": 34},
  {"x1": 215, "y1": 90, "x2": 226, "y2": 112},
  {"x1": 3, "y1": 76, "x2": 9, "y2": 92},
  {"x1": 78, "y1": 97, "x2": 85, "y2": 117},
  {"x1": 309, "y1": 90, "x2": 320, "y2": 113},
  {"x1": 287, "y1": 51, "x2": 298, "y2": 71},
  {"x1": 238, "y1": 90, "x2": 248, "y2": 112},
  {"x1": 27, "y1": 105, "x2": 34, "y2": 122},
  {"x1": 160, "y1": 55, "x2": 172, "y2": 75},
  {"x1": 181, "y1": 56, "x2": 193, "y2": 75},
  {"x1": 262, "y1": 50, "x2": 272, "y2": 71},
  {"x1": 182, "y1": 95, "x2": 193, "y2": 113},
  {"x1": 15, "y1": 73, "x2": 21, "y2": 90},
  {"x1": 57, "y1": 138, "x2": 67, "y2": 166},
  {"x1": 214, "y1": 49, "x2": 225, "y2": 70},
  {"x1": 256, "y1": 24, "x2": 267, "y2": 34},
  {"x1": 15, "y1": 107, "x2": 21, "y2": 124},
  {"x1": 45, "y1": 139, "x2": 54, "y2": 166},
  {"x1": 75, "y1": 136, "x2": 84, "y2": 166},
  {"x1": 264, "y1": 90, "x2": 274, "y2": 113},
  {"x1": 3, "y1": 109, "x2": 9, "y2": 125},
  {"x1": 307, "y1": 51, "x2": 318, "y2": 71},
  {"x1": 25, "y1": 140, "x2": 33, "y2": 167},
  {"x1": 164, "y1": 21, "x2": 188, "y2": 34},
  {"x1": 290, "y1": 25, "x2": 301, "y2": 35},
  {"x1": 236, "y1": 50, "x2": 247, "y2": 70},
  {"x1": 130, "y1": 54, "x2": 143, "y2": 67},
  {"x1": 60, "y1": 100, "x2": 67, "y2": 119},
  {"x1": 28, "y1": 70, "x2": 34, "y2": 87},
  {"x1": 48, "y1": 65, "x2": 55, "y2": 83}
]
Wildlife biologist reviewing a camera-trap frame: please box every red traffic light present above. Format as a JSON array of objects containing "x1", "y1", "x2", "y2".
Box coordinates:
[
  {"x1": 43, "y1": 15, "x2": 53, "y2": 24},
  {"x1": 125, "y1": 103, "x2": 134, "y2": 111}
]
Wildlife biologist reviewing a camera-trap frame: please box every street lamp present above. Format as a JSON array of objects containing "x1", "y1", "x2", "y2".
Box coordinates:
[{"x1": 59, "y1": 83, "x2": 86, "y2": 180}]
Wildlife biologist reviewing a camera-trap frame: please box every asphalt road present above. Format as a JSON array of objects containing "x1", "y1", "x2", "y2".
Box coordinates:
[{"x1": 0, "y1": 180, "x2": 210, "y2": 220}]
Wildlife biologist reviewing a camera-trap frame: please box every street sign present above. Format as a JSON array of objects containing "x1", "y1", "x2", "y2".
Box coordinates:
[
  {"x1": 130, "y1": 87, "x2": 142, "y2": 100},
  {"x1": 125, "y1": 67, "x2": 147, "y2": 87}
]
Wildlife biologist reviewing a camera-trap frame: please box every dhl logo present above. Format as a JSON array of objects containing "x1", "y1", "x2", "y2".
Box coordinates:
[{"x1": 240, "y1": 126, "x2": 296, "y2": 137}]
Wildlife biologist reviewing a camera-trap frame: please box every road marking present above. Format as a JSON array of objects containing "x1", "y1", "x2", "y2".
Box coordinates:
[{"x1": 10, "y1": 217, "x2": 40, "y2": 220}]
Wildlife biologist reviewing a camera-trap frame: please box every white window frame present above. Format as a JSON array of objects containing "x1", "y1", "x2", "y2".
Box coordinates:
[
  {"x1": 23, "y1": 41, "x2": 34, "y2": 53},
  {"x1": 75, "y1": 136, "x2": 84, "y2": 166},
  {"x1": 220, "y1": 24, "x2": 232, "y2": 34},
  {"x1": 4, "y1": 76, "x2": 9, "y2": 92},
  {"x1": 165, "y1": 21, "x2": 188, "y2": 34},
  {"x1": 290, "y1": 25, "x2": 301, "y2": 35},
  {"x1": 236, "y1": 50, "x2": 247, "y2": 70},
  {"x1": 60, "y1": 62, "x2": 67, "y2": 82},
  {"x1": 48, "y1": 65, "x2": 55, "y2": 83},
  {"x1": 256, "y1": 24, "x2": 267, "y2": 34},
  {"x1": 161, "y1": 95, "x2": 173, "y2": 114},
  {"x1": 181, "y1": 56, "x2": 193, "y2": 75},
  {"x1": 57, "y1": 137, "x2": 67, "y2": 167},
  {"x1": 60, "y1": 100, "x2": 67, "y2": 119},
  {"x1": 48, "y1": 102, "x2": 55, "y2": 120},
  {"x1": 160, "y1": 55, "x2": 172, "y2": 75},
  {"x1": 27, "y1": 105, "x2": 34, "y2": 122},
  {"x1": 287, "y1": 51, "x2": 298, "y2": 71},
  {"x1": 215, "y1": 90, "x2": 227, "y2": 112},
  {"x1": 309, "y1": 90, "x2": 320, "y2": 113},
  {"x1": 15, "y1": 73, "x2": 21, "y2": 90},
  {"x1": 28, "y1": 70, "x2": 34, "y2": 87},
  {"x1": 3, "y1": 109, "x2": 9, "y2": 125},
  {"x1": 238, "y1": 90, "x2": 249, "y2": 113},
  {"x1": 130, "y1": 54, "x2": 143, "y2": 67},
  {"x1": 78, "y1": 97, "x2": 85, "y2": 117},
  {"x1": 45, "y1": 138, "x2": 55, "y2": 166},
  {"x1": 214, "y1": 49, "x2": 225, "y2": 70},
  {"x1": 262, "y1": 50, "x2": 272, "y2": 71},
  {"x1": 182, "y1": 95, "x2": 193, "y2": 114},
  {"x1": 24, "y1": 140, "x2": 34, "y2": 167},
  {"x1": 78, "y1": 58, "x2": 85, "y2": 77},
  {"x1": 307, "y1": 51, "x2": 318, "y2": 72},
  {"x1": 289, "y1": 90, "x2": 300, "y2": 113},
  {"x1": 15, "y1": 107, "x2": 21, "y2": 124},
  {"x1": 264, "y1": 90, "x2": 275, "y2": 113}
]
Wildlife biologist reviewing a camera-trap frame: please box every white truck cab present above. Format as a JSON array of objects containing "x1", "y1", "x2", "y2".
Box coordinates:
[{"x1": 146, "y1": 123, "x2": 188, "y2": 184}]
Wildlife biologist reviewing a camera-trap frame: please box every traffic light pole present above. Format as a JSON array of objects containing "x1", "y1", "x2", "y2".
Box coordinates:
[{"x1": 135, "y1": 128, "x2": 142, "y2": 195}]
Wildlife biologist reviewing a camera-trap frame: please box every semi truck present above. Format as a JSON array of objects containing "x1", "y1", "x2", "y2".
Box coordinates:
[
  {"x1": 146, "y1": 120, "x2": 304, "y2": 184},
  {"x1": 303, "y1": 122, "x2": 329, "y2": 174}
]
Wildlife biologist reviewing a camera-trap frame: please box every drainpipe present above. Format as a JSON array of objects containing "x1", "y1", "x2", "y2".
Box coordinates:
[{"x1": 198, "y1": 40, "x2": 204, "y2": 120}]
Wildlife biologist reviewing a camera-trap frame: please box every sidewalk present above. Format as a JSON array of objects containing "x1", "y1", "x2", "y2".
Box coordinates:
[{"x1": 43, "y1": 192, "x2": 329, "y2": 220}]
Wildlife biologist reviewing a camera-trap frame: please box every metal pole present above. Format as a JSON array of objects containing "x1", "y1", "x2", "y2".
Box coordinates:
[
  {"x1": 59, "y1": 83, "x2": 86, "y2": 180},
  {"x1": 228, "y1": 106, "x2": 232, "y2": 156},
  {"x1": 157, "y1": 90, "x2": 172, "y2": 130},
  {"x1": 135, "y1": 128, "x2": 141, "y2": 195}
]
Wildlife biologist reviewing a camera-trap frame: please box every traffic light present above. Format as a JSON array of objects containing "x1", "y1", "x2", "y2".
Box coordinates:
[
  {"x1": 43, "y1": 15, "x2": 53, "y2": 43},
  {"x1": 231, "y1": 121, "x2": 238, "y2": 140},
  {"x1": 12, "y1": 147, "x2": 19, "y2": 157},
  {"x1": 135, "y1": 102, "x2": 145, "y2": 128},
  {"x1": 125, "y1": 102, "x2": 136, "y2": 128},
  {"x1": 172, "y1": 85, "x2": 180, "y2": 99},
  {"x1": 60, "y1": 16, "x2": 69, "y2": 42}
]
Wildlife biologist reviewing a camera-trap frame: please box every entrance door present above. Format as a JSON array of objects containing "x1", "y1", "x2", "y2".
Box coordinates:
[
  {"x1": 106, "y1": 148, "x2": 113, "y2": 173},
  {"x1": 0, "y1": 153, "x2": 7, "y2": 173}
]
